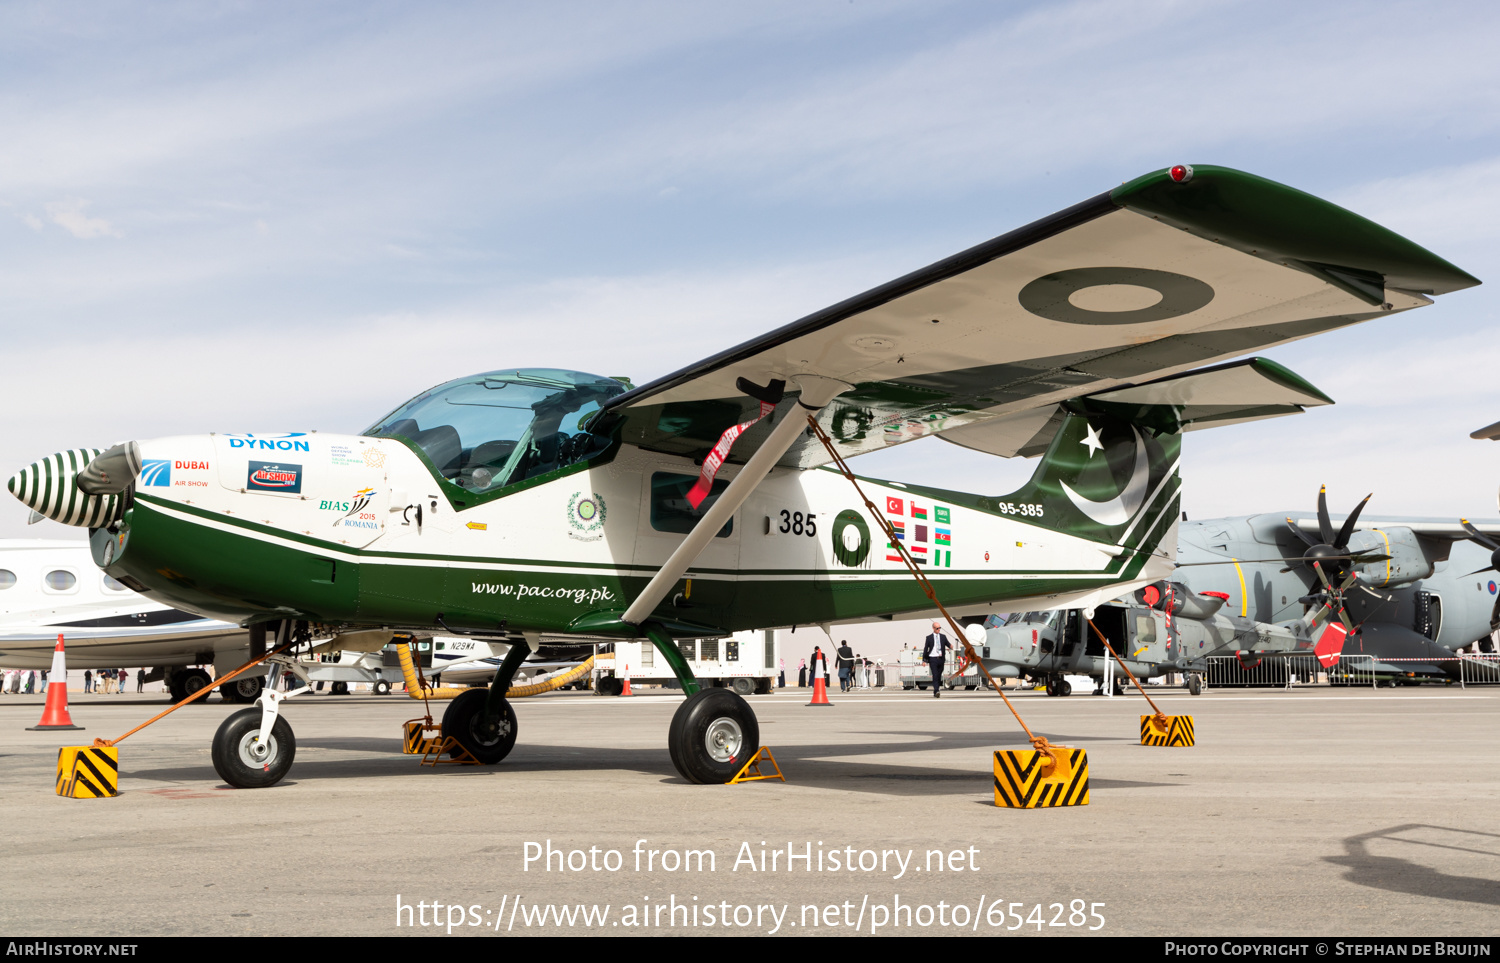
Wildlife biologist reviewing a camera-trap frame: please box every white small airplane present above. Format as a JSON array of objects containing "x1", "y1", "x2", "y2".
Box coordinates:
[{"x1": 0, "y1": 539, "x2": 256, "y2": 701}]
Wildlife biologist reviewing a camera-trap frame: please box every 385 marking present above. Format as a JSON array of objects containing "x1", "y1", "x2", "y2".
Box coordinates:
[{"x1": 778, "y1": 510, "x2": 817, "y2": 536}]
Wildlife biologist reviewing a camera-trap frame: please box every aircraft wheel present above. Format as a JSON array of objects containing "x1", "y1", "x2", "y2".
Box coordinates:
[
  {"x1": 1044, "y1": 677, "x2": 1058, "y2": 697},
  {"x1": 169, "y1": 668, "x2": 213, "y2": 704},
  {"x1": 220, "y1": 675, "x2": 263, "y2": 704},
  {"x1": 667, "y1": 688, "x2": 760, "y2": 784},
  {"x1": 1059, "y1": 679, "x2": 1073, "y2": 697},
  {"x1": 1112, "y1": 679, "x2": 1125, "y2": 697},
  {"x1": 1188, "y1": 674, "x2": 1202, "y2": 696},
  {"x1": 441, "y1": 689, "x2": 517, "y2": 764},
  {"x1": 730, "y1": 678, "x2": 755, "y2": 696},
  {"x1": 330, "y1": 681, "x2": 349, "y2": 695},
  {"x1": 211, "y1": 708, "x2": 295, "y2": 789}
]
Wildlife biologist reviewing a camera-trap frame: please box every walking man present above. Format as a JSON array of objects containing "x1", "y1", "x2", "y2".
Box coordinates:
[{"x1": 922, "y1": 621, "x2": 952, "y2": 698}]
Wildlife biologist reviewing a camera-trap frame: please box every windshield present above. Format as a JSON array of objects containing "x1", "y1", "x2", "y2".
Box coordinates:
[{"x1": 363, "y1": 369, "x2": 626, "y2": 492}]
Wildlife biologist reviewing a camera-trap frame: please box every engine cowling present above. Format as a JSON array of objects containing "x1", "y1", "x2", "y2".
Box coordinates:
[{"x1": 1348, "y1": 528, "x2": 1434, "y2": 587}]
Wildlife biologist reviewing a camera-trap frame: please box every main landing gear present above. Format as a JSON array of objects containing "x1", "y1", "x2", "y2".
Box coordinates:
[
  {"x1": 668, "y1": 687, "x2": 760, "y2": 784},
  {"x1": 441, "y1": 688, "x2": 518, "y2": 764},
  {"x1": 1044, "y1": 675, "x2": 1072, "y2": 697}
]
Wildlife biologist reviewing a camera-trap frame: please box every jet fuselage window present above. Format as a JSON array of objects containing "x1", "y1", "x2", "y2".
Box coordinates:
[
  {"x1": 363, "y1": 369, "x2": 625, "y2": 493},
  {"x1": 0, "y1": 570, "x2": 14, "y2": 589},
  {"x1": 44, "y1": 570, "x2": 77, "y2": 591}
]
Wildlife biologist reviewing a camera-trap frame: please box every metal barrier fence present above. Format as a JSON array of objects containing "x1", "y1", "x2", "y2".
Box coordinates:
[
  {"x1": 1202, "y1": 656, "x2": 1321, "y2": 688},
  {"x1": 1195, "y1": 654, "x2": 1500, "y2": 689}
]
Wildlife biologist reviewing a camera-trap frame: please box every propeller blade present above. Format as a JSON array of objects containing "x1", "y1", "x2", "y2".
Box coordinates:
[
  {"x1": 1463, "y1": 565, "x2": 1499, "y2": 578},
  {"x1": 1284, "y1": 518, "x2": 1319, "y2": 548},
  {"x1": 75, "y1": 441, "x2": 141, "y2": 495},
  {"x1": 1334, "y1": 493, "x2": 1373, "y2": 548},
  {"x1": 1460, "y1": 519, "x2": 1500, "y2": 552},
  {"x1": 26, "y1": 510, "x2": 44, "y2": 525},
  {"x1": 1317, "y1": 486, "x2": 1334, "y2": 544}
]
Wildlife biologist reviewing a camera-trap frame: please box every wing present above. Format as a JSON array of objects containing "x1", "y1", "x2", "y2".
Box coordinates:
[
  {"x1": 598, "y1": 164, "x2": 1477, "y2": 468},
  {"x1": 1289, "y1": 517, "x2": 1500, "y2": 539}
]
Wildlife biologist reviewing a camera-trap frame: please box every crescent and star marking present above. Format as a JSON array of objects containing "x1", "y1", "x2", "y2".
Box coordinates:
[{"x1": 1061, "y1": 426, "x2": 1150, "y2": 526}]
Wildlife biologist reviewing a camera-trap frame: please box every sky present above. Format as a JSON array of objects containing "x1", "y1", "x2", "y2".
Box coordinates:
[{"x1": 2, "y1": 0, "x2": 1499, "y2": 656}]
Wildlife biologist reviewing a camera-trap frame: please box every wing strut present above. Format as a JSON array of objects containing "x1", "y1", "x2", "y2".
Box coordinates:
[{"x1": 620, "y1": 376, "x2": 849, "y2": 627}]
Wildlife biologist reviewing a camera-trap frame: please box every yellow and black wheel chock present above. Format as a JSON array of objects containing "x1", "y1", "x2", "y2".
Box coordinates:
[
  {"x1": 420, "y1": 735, "x2": 480, "y2": 767},
  {"x1": 56, "y1": 746, "x2": 119, "y2": 799},
  {"x1": 1140, "y1": 713, "x2": 1195, "y2": 747},
  {"x1": 993, "y1": 747, "x2": 1089, "y2": 809},
  {"x1": 728, "y1": 747, "x2": 785, "y2": 784},
  {"x1": 403, "y1": 719, "x2": 443, "y2": 755}
]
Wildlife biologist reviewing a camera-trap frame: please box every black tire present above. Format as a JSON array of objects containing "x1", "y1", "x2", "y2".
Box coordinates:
[
  {"x1": 1060, "y1": 679, "x2": 1073, "y2": 697},
  {"x1": 211, "y1": 708, "x2": 295, "y2": 789},
  {"x1": 330, "y1": 681, "x2": 349, "y2": 695},
  {"x1": 169, "y1": 668, "x2": 213, "y2": 704},
  {"x1": 373, "y1": 679, "x2": 392, "y2": 695},
  {"x1": 1044, "y1": 677, "x2": 1058, "y2": 697},
  {"x1": 219, "y1": 675, "x2": 264, "y2": 704},
  {"x1": 440, "y1": 688, "x2": 518, "y2": 764},
  {"x1": 1188, "y1": 674, "x2": 1202, "y2": 696},
  {"x1": 730, "y1": 678, "x2": 755, "y2": 696},
  {"x1": 667, "y1": 688, "x2": 760, "y2": 784},
  {"x1": 917, "y1": 684, "x2": 927, "y2": 691}
]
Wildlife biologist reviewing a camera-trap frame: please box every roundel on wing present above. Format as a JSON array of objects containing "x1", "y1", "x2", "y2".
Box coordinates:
[
  {"x1": 1018, "y1": 267, "x2": 1214, "y2": 325},
  {"x1": 831, "y1": 509, "x2": 871, "y2": 567}
]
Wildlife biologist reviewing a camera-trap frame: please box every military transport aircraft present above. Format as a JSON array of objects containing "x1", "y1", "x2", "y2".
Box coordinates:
[
  {"x1": 1172, "y1": 489, "x2": 1500, "y2": 683},
  {"x1": 977, "y1": 578, "x2": 1348, "y2": 696},
  {"x1": 8, "y1": 165, "x2": 1479, "y2": 788}
]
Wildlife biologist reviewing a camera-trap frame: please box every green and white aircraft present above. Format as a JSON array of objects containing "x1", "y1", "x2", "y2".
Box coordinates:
[{"x1": 9, "y1": 165, "x2": 1478, "y2": 788}]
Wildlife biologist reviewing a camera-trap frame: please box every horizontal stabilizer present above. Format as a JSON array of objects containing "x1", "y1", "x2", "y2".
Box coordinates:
[{"x1": 940, "y1": 357, "x2": 1331, "y2": 458}]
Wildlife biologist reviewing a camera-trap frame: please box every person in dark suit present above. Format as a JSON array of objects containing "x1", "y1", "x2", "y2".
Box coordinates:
[{"x1": 922, "y1": 621, "x2": 952, "y2": 698}]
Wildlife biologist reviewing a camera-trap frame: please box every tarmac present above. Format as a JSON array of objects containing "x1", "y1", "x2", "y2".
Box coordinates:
[{"x1": 1, "y1": 681, "x2": 1497, "y2": 937}]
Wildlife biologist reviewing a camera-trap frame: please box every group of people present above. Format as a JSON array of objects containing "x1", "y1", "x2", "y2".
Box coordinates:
[
  {"x1": 784, "y1": 622, "x2": 956, "y2": 696},
  {"x1": 1, "y1": 669, "x2": 43, "y2": 694},
  {"x1": 792, "y1": 644, "x2": 881, "y2": 690},
  {"x1": 83, "y1": 668, "x2": 134, "y2": 694}
]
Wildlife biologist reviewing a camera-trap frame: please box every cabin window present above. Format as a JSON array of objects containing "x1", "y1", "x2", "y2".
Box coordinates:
[
  {"x1": 650, "y1": 473, "x2": 733, "y2": 537},
  {"x1": 44, "y1": 570, "x2": 77, "y2": 592},
  {"x1": 0, "y1": 570, "x2": 14, "y2": 589},
  {"x1": 1135, "y1": 616, "x2": 1157, "y2": 644}
]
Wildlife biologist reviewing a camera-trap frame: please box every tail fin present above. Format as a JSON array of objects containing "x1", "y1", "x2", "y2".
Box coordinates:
[{"x1": 996, "y1": 406, "x2": 1181, "y2": 555}]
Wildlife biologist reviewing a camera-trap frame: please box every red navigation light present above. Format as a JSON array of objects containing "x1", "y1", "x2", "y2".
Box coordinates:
[{"x1": 1169, "y1": 164, "x2": 1194, "y2": 183}]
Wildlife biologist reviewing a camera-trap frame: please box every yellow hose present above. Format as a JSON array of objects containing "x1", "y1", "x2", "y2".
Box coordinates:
[
  {"x1": 395, "y1": 644, "x2": 594, "y2": 700},
  {"x1": 506, "y1": 657, "x2": 595, "y2": 697}
]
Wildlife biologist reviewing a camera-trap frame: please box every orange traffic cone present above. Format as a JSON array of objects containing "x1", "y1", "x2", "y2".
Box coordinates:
[
  {"x1": 621, "y1": 665, "x2": 633, "y2": 697},
  {"x1": 806, "y1": 649, "x2": 832, "y2": 707},
  {"x1": 28, "y1": 634, "x2": 83, "y2": 731}
]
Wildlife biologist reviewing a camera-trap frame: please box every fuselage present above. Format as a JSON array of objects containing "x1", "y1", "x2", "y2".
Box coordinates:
[{"x1": 90, "y1": 431, "x2": 1171, "y2": 636}]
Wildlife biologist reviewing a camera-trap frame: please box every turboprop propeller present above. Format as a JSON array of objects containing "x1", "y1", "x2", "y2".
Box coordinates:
[
  {"x1": 1282, "y1": 486, "x2": 1394, "y2": 612},
  {"x1": 7, "y1": 441, "x2": 140, "y2": 528},
  {"x1": 1458, "y1": 519, "x2": 1500, "y2": 632}
]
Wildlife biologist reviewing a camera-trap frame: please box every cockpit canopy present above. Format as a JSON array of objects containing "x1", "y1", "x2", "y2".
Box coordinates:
[{"x1": 363, "y1": 369, "x2": 626, "y2": 493}]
